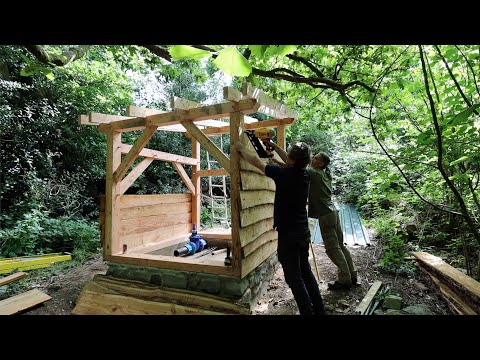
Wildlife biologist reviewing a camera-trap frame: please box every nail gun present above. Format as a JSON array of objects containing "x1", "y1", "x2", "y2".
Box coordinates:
[{"x1": 245, "y1": 128, "x2": 276, "y2": 158}]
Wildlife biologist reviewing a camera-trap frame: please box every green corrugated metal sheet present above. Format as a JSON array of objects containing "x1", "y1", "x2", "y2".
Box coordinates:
[{"x1": 311, "y1": 203, "x2": 370, "y2": 246}]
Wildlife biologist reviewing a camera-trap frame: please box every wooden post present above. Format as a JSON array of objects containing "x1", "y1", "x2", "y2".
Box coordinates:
[
  {"x1": 230, "y1": 111, "x2": 244, "y2": 271},
  {"x1": 191, "y1": 138, "x2": 201, "y2": 228},
  {"x1": 277, "y1": 124, "x2": 286, "y2": 150},
  {"x1": 105, "y1": 131, "x2": 122, "y2": 256}
]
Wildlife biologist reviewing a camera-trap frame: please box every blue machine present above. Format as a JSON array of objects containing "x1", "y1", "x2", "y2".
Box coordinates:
[{"x1": 174, "y1": 224, "x2": 207, "y2": 256}]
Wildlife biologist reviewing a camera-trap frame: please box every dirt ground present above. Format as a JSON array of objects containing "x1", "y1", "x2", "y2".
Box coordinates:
[{"x1": 22, "y1": 238, "x2": 453, "y2": 315}]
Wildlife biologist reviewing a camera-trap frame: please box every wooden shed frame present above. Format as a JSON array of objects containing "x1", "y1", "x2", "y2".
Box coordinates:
[{"x1": 80, "y1": 83, "x2": 298, "y2": 279}]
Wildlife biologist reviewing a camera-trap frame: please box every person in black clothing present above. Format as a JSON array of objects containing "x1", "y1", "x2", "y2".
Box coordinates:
[{"x1": 234, "y1": 139, "x2": 325, "y2": 315}]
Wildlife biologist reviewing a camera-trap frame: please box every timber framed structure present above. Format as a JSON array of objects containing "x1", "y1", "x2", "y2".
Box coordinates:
[{"x1": 79, "y1": 83, "x2": 297, "y2": 283}]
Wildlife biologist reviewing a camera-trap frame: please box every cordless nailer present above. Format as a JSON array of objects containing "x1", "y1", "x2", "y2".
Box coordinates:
[{"x1": 245, "y1": 128, "x2": 276, "y2": 158}]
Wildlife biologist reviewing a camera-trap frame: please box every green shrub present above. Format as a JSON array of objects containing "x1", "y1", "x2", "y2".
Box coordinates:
[{"x1": 0, "y1": 208, "x2": 100, "y2": 259}]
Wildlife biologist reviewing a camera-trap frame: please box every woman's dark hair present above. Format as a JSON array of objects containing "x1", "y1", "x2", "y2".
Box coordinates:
[
  {"x1": 288, "y1": 142, "x2": 311, "y2": 169},
  {"x1": 316, "y1": 151, "x2": 332, "y2": 180}
]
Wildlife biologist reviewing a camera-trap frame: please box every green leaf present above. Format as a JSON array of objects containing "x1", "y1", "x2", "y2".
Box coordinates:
[
  {"x1": 269, "y1": 45, "x2": 297, "y2": 56},
  {"x1": 169, "y1": 45, "x2": 211, "y2": 60},
  {"x1": 213, "y1": 47, "x2": 252, "y2": 77},
  {"x1": 20, "y1": 65, "x2": 35, "y2": 77},
  {"x1": 452, "y1": 103, "x2": 480, "y2": 125},
  {"x1": 249, "y1": 45, "x2": 268, "y2": 58},
  {"x1": 450, "y1": 155, "x2": 469, "y2": 166}
]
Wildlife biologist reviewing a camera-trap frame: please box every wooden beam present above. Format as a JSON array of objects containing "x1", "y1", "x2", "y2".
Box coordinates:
[
  {"x1": 105, "y1": 131, "x2": 122, "y2": 256},
  {"x1": 242, "y1": 82, "x2": 298, "y2": 120},
  {"x1": 105, "y1": 253, "x2": 240, "y2": 277},
  {"x1": 120, "y1": 144, "x2": 197, "y2": 166},
  {"x1": 196, "y1": 169, "x2": 229, "y2": 177},
  {"x1": 173, "y1": 162, "x2": 195, "y2": 195},
  {"x1": 276, "y1": 124, "x2": 286, "y2": 150},
  {"x1": 113, "y1": 126, "x2": 158, "y2": 183},
  {"x1": 126, "y1": 106, "x2": 188, "y2": 132},
  {"x1": 98, "y1": 118, "x2": 147, "y2": 133},
  {"x1": 79, "y1": 114, "x2": 96, "y2": 126},
  {"x1": 146, "y1": 99, "x2": 260, "y2": 127},
  {"x1": 0, "y1": 272, "x2": 28, "y2": 286},
  {"x1": 118, "y1": 158, "x2": 153, "y2": 196},
  {"x1": 192, "y1": 138, "x2": 201, "y2": 227},
  {"x1": 180, "y1": 120, "x2": 231, "y2": 173}
]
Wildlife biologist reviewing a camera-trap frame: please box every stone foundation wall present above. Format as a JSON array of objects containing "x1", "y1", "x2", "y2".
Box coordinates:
[{"x1": 106, "y1": 253, "x2": 279, "y2": 310}]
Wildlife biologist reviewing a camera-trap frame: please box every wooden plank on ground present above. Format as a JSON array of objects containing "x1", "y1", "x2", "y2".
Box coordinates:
[
  {"x1": 428, "y1": 273, "x2": 477, "y2": 315},
  {"x1": 411, "y1": 251, "x2": 480, "y2": 313},
  {"x1": 355, "y1": 280, "x2": 382, "y2": 315},
  {"x1": 0, "y1": 272, "x2": 28, "y2": 286},
  {"x1": 0, "y1": 289, "x2": 51, "y2": 315}
]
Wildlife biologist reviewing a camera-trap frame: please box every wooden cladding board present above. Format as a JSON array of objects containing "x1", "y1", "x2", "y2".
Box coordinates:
[
  {"x1": 240, "y1": 190, "x2": 274, "y2": 209},
  {"x1": 241, "y1": 238, "x2": 278, "y2": 278},
  {"x1": 240, "y1": 171, "x2": 275, "y2": 191},
  {"x1": 240, "y1": 204, "x2": 273, "y2": 228},
  {"x1": 239, "y1": 218, "x2": 275, "y2": 248},
  {"x1": 242, "y1": 229, "x2": 277, "y2": 258}
]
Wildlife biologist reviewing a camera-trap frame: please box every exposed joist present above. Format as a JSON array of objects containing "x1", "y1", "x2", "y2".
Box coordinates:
[
  {"x1": 114, "y1": 126, "x2": 158, "y2": 183},
  {"x1": 120, "y1": 144, "x2": 197, "y2": 166},
  {"x1": 173, "y1": 162, "x2": 195, "y2": 195},
  {"x1": 200, "y1": 117, "x2": 295, "y2": 136},
  {"x1": 180, "y1": 120, "x2": 231, "y2": 174},
  {"x1": 242, "y1": 82, "x2": 298, "y2": 120}
]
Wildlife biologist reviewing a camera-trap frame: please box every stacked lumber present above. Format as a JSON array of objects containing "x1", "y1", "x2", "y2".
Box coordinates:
[
  {"x1": 411, "y1": 251, "x2": 480, "y2": 315},
  {"x1": 72, "y1": 274, "x2": 250, "y2": 315}
]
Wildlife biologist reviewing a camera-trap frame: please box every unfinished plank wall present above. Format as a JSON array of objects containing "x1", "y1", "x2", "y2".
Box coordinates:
[{"x1": 118, "y1": 194, "x2": 192, "y2": 254}]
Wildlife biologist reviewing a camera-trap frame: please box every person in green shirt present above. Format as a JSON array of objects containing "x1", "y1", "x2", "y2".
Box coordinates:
[{"x1": 308, "y1": 151, "x2": 358, "y2": 290}]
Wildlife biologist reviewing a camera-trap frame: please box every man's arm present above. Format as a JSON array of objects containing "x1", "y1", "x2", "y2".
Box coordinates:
[
  {"x1": 234, "y1": 142, "x2": 266, "y2": 173},
  {"x1": 264, "y1": 140, "x2": 288, "y2": 163}
]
